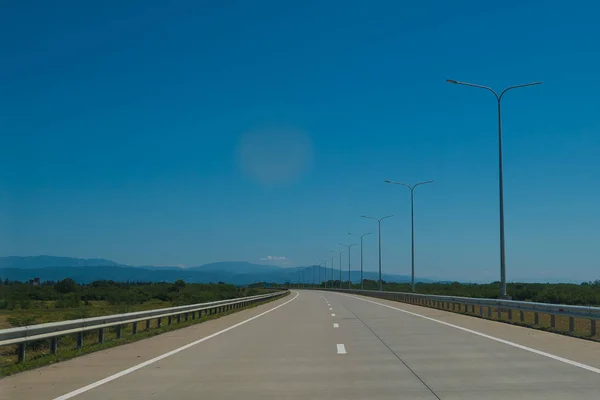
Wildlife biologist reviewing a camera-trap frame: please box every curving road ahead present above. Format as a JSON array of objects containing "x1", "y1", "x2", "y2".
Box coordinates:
[{"x1": 2, "y1": 290, "x2": 600, "y2": 399}]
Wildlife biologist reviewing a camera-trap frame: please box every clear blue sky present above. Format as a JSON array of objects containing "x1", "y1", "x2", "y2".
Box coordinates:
[{"x1": 1, "y1": 1, "x2": 599, "y2": 282}]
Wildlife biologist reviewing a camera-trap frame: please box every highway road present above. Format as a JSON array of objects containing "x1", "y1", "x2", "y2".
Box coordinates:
[{"x1": 2, "y1": 290, "x2": 600, "y2": 399}]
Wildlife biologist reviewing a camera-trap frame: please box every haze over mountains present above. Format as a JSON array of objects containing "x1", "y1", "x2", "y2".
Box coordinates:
[{"x1": 0, "y1": 256, "x2": 430, "y2": 285}]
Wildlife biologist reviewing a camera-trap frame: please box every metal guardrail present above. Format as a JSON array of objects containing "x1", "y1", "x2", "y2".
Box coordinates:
[
  {"x1": 325, "y1": 289, "x2": 600, "y2": 337},
  {"x1": 0, "y1": 290, "x2": 288, "y2": 363}
]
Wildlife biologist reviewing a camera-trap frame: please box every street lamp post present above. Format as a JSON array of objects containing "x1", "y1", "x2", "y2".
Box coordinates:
[
  {"x1": 348, "y1": 232, "x2": 372, "y2": 290},
  {"x1": 338, "y1": 251, "x2": 344, "y2": 289},
  {"x1": 328, "y1": 255, "x2": 335, "y2": 288},
  {"x1": 339, "y1": 243, "x2": 357, "y2": 289},
  {"x1": 361, "y1": 215, "x2": 394, "y2": 291},
  {"x1": 447, "y1": 79, "x2": 542, "y2": 299},
  {"x1": 385, "y1": 180, "x2": 433, "y2": 292}
]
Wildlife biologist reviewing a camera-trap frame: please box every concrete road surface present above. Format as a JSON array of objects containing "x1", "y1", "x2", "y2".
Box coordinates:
[{"x1": 2, "y1": 290, "x2": 600, "y2": 399}]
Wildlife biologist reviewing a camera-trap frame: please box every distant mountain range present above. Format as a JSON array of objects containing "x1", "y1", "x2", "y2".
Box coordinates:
[
  {"x1": 0, "y1": 256, "x2": 434, "y2": 285},
  {"x1": 0, "y1": 256, "x2": 121, "y2": 269}
]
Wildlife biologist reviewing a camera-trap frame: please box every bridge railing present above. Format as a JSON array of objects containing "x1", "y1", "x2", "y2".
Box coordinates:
[
  {"x1": 0, "y1": 290, "x2": 289, "y2": 364},
  {"x1": 325, "y1": 289, "x2": 600, "y2": 338}
]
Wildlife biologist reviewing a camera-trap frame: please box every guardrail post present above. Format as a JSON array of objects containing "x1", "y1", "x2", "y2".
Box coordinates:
[
  {"x1": 51, "y1": 337, "x2": 58, "y2": 354},
  {"x1": 508, "y1": 309, "x2": 512, "y2": 321},
  {"x1": 497, "y1": 307, "x2": 501, "y2": 320},
  {"x1": 534, "y1": 312, "x2": 539, "y2": 325},
  {"x1": 471, "y1": 304, "x2": 475, "y2": 313},
  {"x1": 520, "y1": 310, "x2": 525, "y2": 323},
  {"x1": 132, "y1": 322, "x2": 138, "y2": 334},
  {"x1": 146, "y1": 320, "x2": 151, "y2": 330},
  {"x1": 98, "y1": 328, "x2": 105, "y2": 344},
  {"x1": 550, "y1": 315, "x2": 556, "y2": 329},
  {"x1": 177, "y1": 314, "x2": 181, "y2": 323},
  {"x1": 18, "y1": 343, "x2": 25, "y2": 363},
  {"x1": 487, "y1": 307, "x2": 492, "y2": 318},
  {"x1": 569, "y1": 317, "x2": 574, "y2": 333},
  {"x1": 116, "y1": 325, "x2": 122, "y2": 339},
  {"x1": 157, "y1": 317, "x2": 162, "y2": 328},
  {"x1": 184, "y1": 313, "x2": 188, "y2": 322},
  {"x1": 192, "y1": 312, "x2": 196, "y2": 320},
  {"x1": 591, "y1": 319, "x2": 597, "y2": 336},
  {"x1": 77, "y1": 332, "x2": 83, "y2": 349},
  {"x1": 479, "y1": 306, "x2": 484, "y2": 317}
]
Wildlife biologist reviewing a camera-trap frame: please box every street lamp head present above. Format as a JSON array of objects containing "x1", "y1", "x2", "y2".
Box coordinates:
[
  {"x1": 446, "y1": 79, "x2": 458, "y2": 84},
  {"x1": 384, "y1": 180, "x2": 392, "y2": 183}
]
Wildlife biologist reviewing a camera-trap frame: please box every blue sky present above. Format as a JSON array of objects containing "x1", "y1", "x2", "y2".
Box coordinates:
[{"x1": 1, "y1": 1, "x2": 599, "y2": 282}]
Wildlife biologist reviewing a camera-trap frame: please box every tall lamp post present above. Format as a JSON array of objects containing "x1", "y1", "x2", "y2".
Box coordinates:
[
  {"x1": 339, "y1": 243, "x2": 357, "y2": 289},
  {"x1": 338, "y1": 250, "x2": 344, "y2": 289},
  {"x1": 385, "y1": 180, "x2": 433, "y2": 292},
  {"x1": 330, "y1": 252, "x2": 336, "y2": 287},
  {"x1": 447, "y1": 79, "x2": 542, "y2": 299},
  {"x1": 361, "y1": 215, "x2": 394, "y2": 291},
  {"x1": 348, "y1": 232, "x2": 371, "y2": 290}
]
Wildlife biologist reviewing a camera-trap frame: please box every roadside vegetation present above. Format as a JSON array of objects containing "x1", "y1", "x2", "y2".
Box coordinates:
[
  {"x1": 287, "y1": 279, "x2": 600, "y2": 306},
  {"x1": 0, "y1": 279, "x2": 282, "y2": 375},
  {"x1": 0, "y1": 278, "x2": 266, "y2": 328}
]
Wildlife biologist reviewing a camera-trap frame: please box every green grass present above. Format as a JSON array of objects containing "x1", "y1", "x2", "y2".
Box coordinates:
[{"x1": 0, "y1": 292, "x2": 288, "y2": 377}]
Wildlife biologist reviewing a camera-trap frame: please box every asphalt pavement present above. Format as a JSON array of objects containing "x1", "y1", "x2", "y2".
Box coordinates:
[{"x1": 2, "y1": 290, "x2": 600, "y2": 400}]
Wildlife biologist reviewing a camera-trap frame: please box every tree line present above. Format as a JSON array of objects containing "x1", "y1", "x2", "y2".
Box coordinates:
[
  {"x1": 0, "y1": 278, "x2": 263, "y2": 311},
  {"x1": 284, "y1": 279, "x2": 600, "y2": 306}
]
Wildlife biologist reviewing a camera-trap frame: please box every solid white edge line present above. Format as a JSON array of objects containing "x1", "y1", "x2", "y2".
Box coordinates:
[
  {"x1": 336, "y1": 344, "x2": 347, "y2": 354},
  {"x1": 333, "y1": 323, "x2": 339, "y2": 328},
  {"x1": 342, "y1": 293, "x2": 600, "y2": 375},
  {"x1": 53, "y1": 291, "x2": 300, "y2": 400}
]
